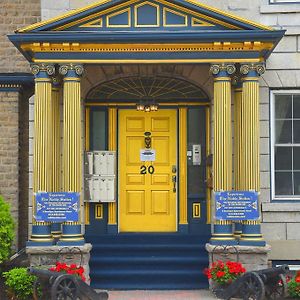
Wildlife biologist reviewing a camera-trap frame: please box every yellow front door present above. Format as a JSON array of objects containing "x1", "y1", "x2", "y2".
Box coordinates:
[{"x1": 119, "y1": 109, "x2": 177, "y2": 232}]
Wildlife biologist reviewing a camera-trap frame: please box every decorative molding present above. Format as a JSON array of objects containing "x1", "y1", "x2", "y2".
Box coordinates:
[
  {"x1": 30, "y1": 64, "x2": 55, "y2": 76},
  {"x1": 240, "y1": 63, "x2": 266, "y2": 76},
  {"x1": 21, "y1": 41, "x2": 274, "y2": 54},
  {"x1": 59, "y1": 64, "x2": 84, "y2": 76},
  {"x1": 210, "y1": 63, "x2": 236, "y2": 76}
]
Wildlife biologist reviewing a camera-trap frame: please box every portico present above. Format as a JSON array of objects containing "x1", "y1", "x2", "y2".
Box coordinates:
[{"x1": 8, "y1": 0, "x2": 284, "y2": 289}]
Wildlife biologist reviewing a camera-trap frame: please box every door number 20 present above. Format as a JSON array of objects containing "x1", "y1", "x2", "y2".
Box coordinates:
[{"x1": 140, "y1": 165, "x2": 155, "y2": 175}]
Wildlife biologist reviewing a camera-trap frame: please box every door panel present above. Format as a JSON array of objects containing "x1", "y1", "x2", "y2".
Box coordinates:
[{"x1": 119, "y1": 109, "x2": 177, "y2": 232}]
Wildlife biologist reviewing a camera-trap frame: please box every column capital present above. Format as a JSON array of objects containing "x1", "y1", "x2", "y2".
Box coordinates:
[
  {"x1": 240, "y1": 63, "x2": 266, "y2": 77},
  {"x1": 52, "y1": 77, "x2": 62, "y2": 90},
  {"x1": 210, "y1": 63, "x2": 236, "y2": 77},
  {"x1": 59, "y1": 64, "x2": 84, "y2": 77},
  {"x1": 31, "y1": 63, "x2": 56, "y2": 77}
]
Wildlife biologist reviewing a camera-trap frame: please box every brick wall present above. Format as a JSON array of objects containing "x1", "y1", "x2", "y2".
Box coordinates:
[{"x1": 0, "y1": 0, "x2": 41, "y2": 73}]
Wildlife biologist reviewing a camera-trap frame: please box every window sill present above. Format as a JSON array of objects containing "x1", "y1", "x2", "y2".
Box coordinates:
[
  {"x1": 260, "y1": 4, "x2": 300, "y2": 13},
  {"x1": 262, "y1": 202, "x2": 300, "y2": 212}
]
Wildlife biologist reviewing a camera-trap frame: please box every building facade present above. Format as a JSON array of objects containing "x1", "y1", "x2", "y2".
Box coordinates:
[{"x1": 1, "y1": 0, "x2": 300, "y2": 289}]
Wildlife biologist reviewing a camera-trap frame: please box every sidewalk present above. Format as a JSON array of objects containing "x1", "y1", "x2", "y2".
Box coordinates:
[{"x1": 107, "y1": 290, "x2": 219, "y2": 300}]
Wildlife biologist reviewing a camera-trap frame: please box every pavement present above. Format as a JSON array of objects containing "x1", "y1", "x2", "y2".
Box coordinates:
[{"x1": 106, "y1": 290, "x2": 220, "y2": 300}]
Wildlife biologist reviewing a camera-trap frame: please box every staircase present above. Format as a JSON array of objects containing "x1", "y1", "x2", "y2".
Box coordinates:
[{"x1": 86, "y1": 234, "x2": 210, "y2": 290}]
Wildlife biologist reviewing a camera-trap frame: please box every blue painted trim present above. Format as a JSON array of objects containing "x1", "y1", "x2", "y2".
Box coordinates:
[
  {"x1": 33, "y1": 51, "x2": 261, "y2": 61},
  {"x1": 0, "y1": 73, "x2": 34, "y2": 90},
  {"x1": 8, "y1": 30, "x2": 285, "y2": 44},
  {"x1": 107, "y1": 225, "x2": 118, "y2": 234},
  {"x1": 178, "y1": 224, "x2": 189, "y2": 233}
]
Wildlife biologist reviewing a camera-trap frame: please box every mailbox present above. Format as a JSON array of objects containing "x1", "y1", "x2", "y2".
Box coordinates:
[
  {"x1": 84, "y1": 151, "x2": 116, "y2": 202},
  {"x1": 91, "y1": 175, "x2": 115, "y2": 202},
  {"x1": 84, "y1": 152, "x2": 94, "y2": 175},
  {"x1": 94, "y1": 151, "x2": 115, "y2": 175},
  {"x1": 84, "y1": 176, "x2": 93, "y2": 201}
]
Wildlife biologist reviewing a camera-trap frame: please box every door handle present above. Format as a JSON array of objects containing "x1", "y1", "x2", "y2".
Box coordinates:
[{"x1": 172, "y1": 175, "x2": 176, "y2": 193}]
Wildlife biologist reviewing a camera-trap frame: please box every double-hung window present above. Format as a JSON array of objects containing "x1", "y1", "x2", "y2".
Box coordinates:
[{"x1": 271, "y1": 91, "x2": 300, "y2": 199}]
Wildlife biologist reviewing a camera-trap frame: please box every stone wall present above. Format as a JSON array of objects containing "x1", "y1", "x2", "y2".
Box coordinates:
[
  {"x1": 0, "y1": 0, "x2": 40, "y2": 248},
  {"x1": 0, "y1": 0, "x2": 41, "y2": 73},
  {"x1": 0, "y1": 91, "x2": 20, "y2": 250}
]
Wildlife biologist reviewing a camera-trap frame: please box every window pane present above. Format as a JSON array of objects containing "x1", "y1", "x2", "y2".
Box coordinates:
[
  {"x1": 294, "y1": 147, "x2": 300, "y2": 170},
  {"x1": 275, "y1": 95, "x2": 292, "y2": 119},
  {"x1": 294, "y1": 172, "x2": 300, "y2": 195},
  {"x1": 90, "y1": 109, "x2": 106, "y2": 151},
  {"x1": 293, "y1": 95, "x2": 300, "y2": 118},
  {"x1": 275, "y1": 172, "x2": 293, "y2": 195},
  {"x1": 275, "y1": 147, "x2": 292, "y2": 170},
  {"x1": 275, "y1": 120, "x2": 292, "y2": 143},
  {"x1": 294, "y1": 120, "x2": 300, "y2": 143}
]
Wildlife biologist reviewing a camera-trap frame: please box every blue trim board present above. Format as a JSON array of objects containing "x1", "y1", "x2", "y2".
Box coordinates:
[
  {"x1": 0, "y1": 73, "x2": 34, "y2": 90},
  {"x1": 33, "y1": 50, "x2": 262, "y2": 61},
  {"x1": 9, "y1": 30, "x2": 285, "y2": 44}
]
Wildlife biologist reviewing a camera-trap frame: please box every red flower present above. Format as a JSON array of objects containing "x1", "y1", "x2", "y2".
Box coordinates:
[
  {"x1": 216, "y1": 271, "x2": 225, "y2": 278},
  {"x1": 49, "y1": 262, "x2": 86, "y2": 282}
]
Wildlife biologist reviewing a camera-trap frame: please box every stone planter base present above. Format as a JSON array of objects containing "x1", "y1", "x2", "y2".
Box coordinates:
[
  {"x1": 206, "y1": 243, "x2": 271, "y2": 289},
  {"x1": 26, "y1": 243, "x2": 92, "y2": 285}
]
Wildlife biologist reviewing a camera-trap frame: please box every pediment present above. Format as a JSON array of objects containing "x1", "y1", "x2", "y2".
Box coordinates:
[{"x1": 17, "y1": 0, "x2": 272, "y2": 33}]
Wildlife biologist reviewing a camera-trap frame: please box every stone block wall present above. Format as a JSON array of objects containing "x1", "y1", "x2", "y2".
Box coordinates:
[
  {"x1": 0, "y1": 0, "x2": 40, "y2": 248},
  {"x1": 0, "y1": 0, "x2": 41, "y2": 73},
  {"x1": 0, "y1": 91, "x2": 20, "y2": 250}
]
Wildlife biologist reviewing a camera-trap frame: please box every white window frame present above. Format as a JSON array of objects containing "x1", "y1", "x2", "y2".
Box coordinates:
[
  {"x1": 270, "y1": 0, "x2": 300, "y2": 3},
  {"x1": 271, "y1": 90, "x2": 300, "y2": 201}
]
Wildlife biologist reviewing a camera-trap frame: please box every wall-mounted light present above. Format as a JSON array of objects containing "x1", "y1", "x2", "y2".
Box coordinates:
[{"x1": 136, "y1": 100, "x2": 158, "y2": 112}]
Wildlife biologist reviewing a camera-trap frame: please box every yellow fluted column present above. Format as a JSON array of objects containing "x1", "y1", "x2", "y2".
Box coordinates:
[
  {"x1": 108, "y1": 107, "x2": 117, "y2": 228},
  {"x1": 58, "y1": 64, "x2": 85, "y2": 245},
  {"x1": 239, "y1": 63, "x2": 266, "y2": 246},
  {"x1": 51, "y1": 77, "x2": 62, "y2": 238},
  {"x1": 209, "y1": 63, "x2": 237, "y2": 245},
  {"x1": 28, "y1": 64, "x2": 55, "y2": 245},
  {"x1": 233, "y1": 78, "x2": 243, "y2": 237}
]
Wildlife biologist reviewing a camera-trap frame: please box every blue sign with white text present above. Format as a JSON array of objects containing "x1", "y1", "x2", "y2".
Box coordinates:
[
  {"x1": 35, "y1": 192, "x2": 79, "y2": 222},
  {"x1": 215, "y1": 191, "x2": 259, "y2": 221}
]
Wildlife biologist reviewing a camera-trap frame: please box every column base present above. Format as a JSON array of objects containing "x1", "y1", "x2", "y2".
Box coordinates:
[
  {"x1": 210, "y1": 223, "x2": 237, "y2": 246},
  {"x1": 57, "y1": 223, "x2": 85, "y2": 246},
  {"x1": 27, "y1": 223, "x2": 54, "y2": 246},
  {"x1": 51, "y1": 223, "x2": 62, "y2": 239},
  {"x1": 240, "y1": 223, "x2": 266, "y2": 247}
]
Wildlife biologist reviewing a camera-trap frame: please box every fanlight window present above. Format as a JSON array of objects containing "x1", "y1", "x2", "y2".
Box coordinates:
[{"x1": 86, "y1": 76, "x2": 208, "y2": 102}]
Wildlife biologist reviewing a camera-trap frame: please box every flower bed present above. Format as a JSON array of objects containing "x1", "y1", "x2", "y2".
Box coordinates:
[
  {"x1": 49, "y1": 262, "x2": 86, "y2": 282},
  {"x1": 204, "y1": 260, "x2": 246, "y2": 286}
]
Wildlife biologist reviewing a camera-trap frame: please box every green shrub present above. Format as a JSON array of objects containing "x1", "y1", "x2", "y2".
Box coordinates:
[
  {"x1": 0, "y1": 195, "x2": 15, "y2": 264},
  {"x1": 3, "y1": 268, "x2": 37, "y2": 300}
]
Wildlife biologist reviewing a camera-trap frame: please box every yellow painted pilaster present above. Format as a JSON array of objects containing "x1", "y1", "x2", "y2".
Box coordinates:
[
  {"x1": 108, "y1": 107, "x2": 117, "y2": 225},
  {"x1": 205, "y1": 106, "x2": 211, "y2": 224},
  {"x1": 179, "y1": 107, "x2": 188, "y2": 225}
]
